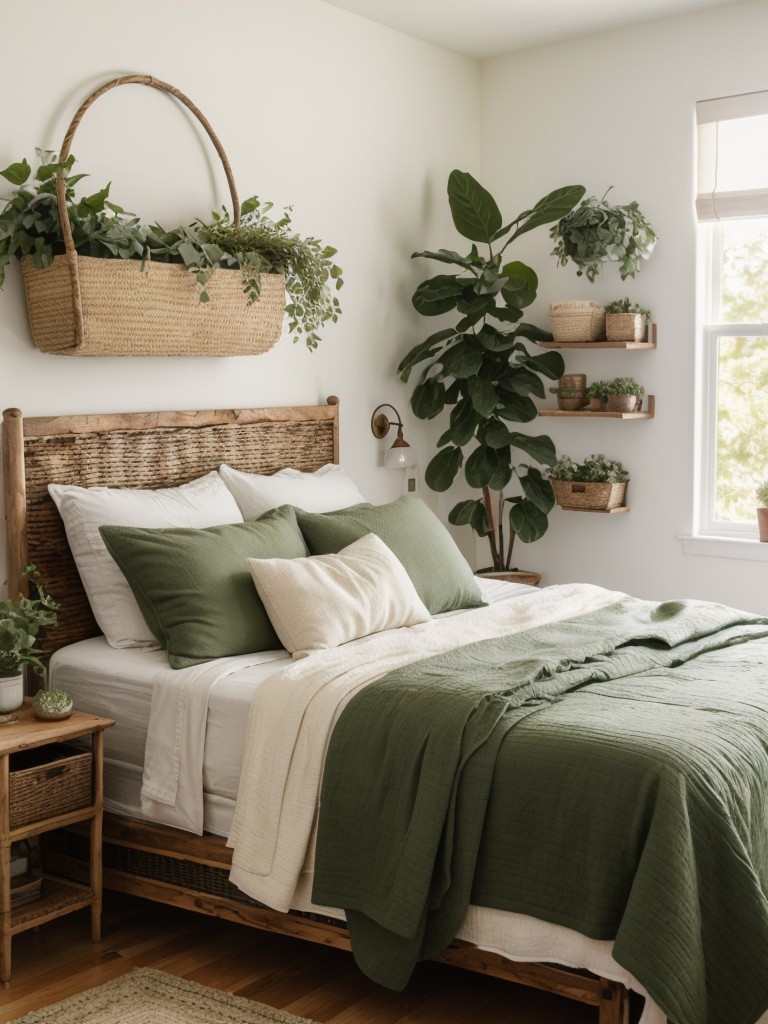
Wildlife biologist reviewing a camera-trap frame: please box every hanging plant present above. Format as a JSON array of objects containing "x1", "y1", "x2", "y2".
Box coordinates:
[{"x1": 550, "y1": 189, "x2": 657, "y2": 282}]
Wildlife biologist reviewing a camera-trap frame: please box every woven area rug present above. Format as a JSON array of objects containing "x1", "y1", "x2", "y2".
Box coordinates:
[{"x1": 9, "y1": 968, "x2": 321, "y2": 1024}]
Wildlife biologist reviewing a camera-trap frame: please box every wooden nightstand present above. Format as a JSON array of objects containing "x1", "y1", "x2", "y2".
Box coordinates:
[{"x1": 0, "y1": 702, "x2": 114, "y2": 985}]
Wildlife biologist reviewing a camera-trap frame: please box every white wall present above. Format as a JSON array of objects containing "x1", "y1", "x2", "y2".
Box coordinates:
[
  {"x1": 479, "y1": 0, "x2": 768, "y2": 612},
  {"x1": 0, "y1": 0, "x2": 480, "y2": 591}
]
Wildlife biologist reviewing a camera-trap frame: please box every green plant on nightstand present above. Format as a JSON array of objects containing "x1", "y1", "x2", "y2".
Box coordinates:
[{"x1": 0, "y1": 566, "x2": 58, "y2": 713}]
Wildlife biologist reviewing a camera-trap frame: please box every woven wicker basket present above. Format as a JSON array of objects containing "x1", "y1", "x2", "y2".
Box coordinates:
[
  {"x1": 605, "y1": 313, "x2": 647, "y2": 343},
  {"x1": 21, "y1": 75, "x2": 285, "y2": 357},
  {"x1": 551, "y1": 478, "x2": 627, "y2": 510},
  {"x1": 549, "y1": 302, "x2": 606, "y2": 343},
  {"x1": 10, "y1": 745, "x2": 91, "y2": 829}
]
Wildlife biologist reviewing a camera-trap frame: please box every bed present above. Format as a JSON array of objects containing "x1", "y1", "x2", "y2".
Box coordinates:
[{"x1": 3, "y1": 400, "x2": 768, "y2": 1024}]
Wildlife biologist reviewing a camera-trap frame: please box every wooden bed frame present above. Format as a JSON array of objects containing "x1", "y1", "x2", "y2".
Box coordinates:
[{"x1": 1, "y1": 400, "x2": 630, "y2": 1024}]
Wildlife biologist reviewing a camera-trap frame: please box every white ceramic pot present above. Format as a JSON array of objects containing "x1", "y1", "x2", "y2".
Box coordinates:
[{"x1": 0, "y1": 674, "x2": 24, "y2": 713}]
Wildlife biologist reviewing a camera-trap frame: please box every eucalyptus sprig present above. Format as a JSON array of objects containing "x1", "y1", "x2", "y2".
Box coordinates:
[{"x1": 0, "y1": 152, "x2": 343, "y2": 350}]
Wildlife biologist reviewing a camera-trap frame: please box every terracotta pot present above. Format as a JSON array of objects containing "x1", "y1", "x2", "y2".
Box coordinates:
[
  {"x1": 0, "y1": 674, "x2": 24, "y2": 713},
  {"x1": 585, "y1": 397, "x2": 604, "y2": 412},
  {"x1": 758, "y1": 507, "x2": 768, "y2": 543},
  {"x1": 606, "y1": 394, "x2": 641, "y2": 413}
]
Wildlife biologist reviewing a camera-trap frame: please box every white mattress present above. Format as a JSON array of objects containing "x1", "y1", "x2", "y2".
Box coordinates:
[{"x1": 49, "y1": 577, "x2": 671, "y2": 1024}]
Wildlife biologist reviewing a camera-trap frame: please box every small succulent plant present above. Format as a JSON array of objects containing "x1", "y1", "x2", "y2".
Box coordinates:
[{"x1": 33, "y1": 688, "x2": 73, "y2": 715}]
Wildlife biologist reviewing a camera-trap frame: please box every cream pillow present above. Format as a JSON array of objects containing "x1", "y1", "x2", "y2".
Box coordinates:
[
  {"x1": 219, "y1": 462, "x2": 366, "y2": 520},
  {"x1": 49, "y1": 473, "x2": 243, "y2": 649},
  {"x1": 246, "y1": 533, "x2": 430, "y2": 657}
]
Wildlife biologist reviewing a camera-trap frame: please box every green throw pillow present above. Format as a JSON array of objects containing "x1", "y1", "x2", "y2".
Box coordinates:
[
  {"x1": 295, "y1": 495, "x2": 484, "y2": 615},
  {"x1": 100, "y1": 505, "x2": 308, "y2": 668}
]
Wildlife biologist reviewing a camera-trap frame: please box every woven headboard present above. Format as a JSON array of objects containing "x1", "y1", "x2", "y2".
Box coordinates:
[{"x1": 2, "y1": 398, "x2": 339, "y2": 654}]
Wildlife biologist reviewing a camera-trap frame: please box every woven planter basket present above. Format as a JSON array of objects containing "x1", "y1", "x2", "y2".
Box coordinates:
[
  {"x1": 21, "y1": 75, "x2": 285, "y2": 357},
  {"x1": 551, "y1": 478, "x2": 627, "y2": 510},
  {"x1": 605, "y1": 312, "x2": 647, "y2": 343},
  {"x1": 549, "y1": 302, "x2": 605, "y2": 343}
]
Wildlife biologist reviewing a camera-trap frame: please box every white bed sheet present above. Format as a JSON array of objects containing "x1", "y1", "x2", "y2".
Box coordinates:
[{"x1": 49, "y1": 577, "x2": 672, "y2": 1024}]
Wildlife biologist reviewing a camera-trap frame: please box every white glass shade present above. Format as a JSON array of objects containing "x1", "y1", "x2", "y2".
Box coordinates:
[{"x1": 385, "y1": 444, "x2": 417, "y2": 470}]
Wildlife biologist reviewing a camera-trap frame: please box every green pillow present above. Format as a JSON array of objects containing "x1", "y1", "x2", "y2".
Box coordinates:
[
  {"x1": 100, "y1": 505, "x2": 308, "y2": 668},
  {"x1": 295, "y1": 495, "x2": 484, "y2": 615}
]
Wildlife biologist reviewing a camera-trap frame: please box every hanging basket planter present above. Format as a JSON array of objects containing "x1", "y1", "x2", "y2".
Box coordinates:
[{"x1": 19, "y1": 75, "x2": 287, "y2": 357}]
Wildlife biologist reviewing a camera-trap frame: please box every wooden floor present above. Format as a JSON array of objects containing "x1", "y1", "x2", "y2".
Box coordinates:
[{"x1": 1, "y1": 893, "x2": 643, "y2": 1024}]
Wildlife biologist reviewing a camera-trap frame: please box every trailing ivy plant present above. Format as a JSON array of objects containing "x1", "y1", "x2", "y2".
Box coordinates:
[
  {"x1": 398, "y1": 170, "x2": 585, "y2": 570},
  {"x1": 550, "y1": 189, "x2": 656, "y2": 282},
  {"x1": 0, "y1": 151, "x2": 343, "y2": 350}
]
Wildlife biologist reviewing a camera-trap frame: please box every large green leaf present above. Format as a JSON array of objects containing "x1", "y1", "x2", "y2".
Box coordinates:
[
  {"x1": 465, "y1": 444, "x2": 512, "y2": 490},
  {"x1": 508, "y1": 499, "x2": 550, "y2": 543},
  {"x1": 411, "y1": 248, "x2": 478, "y2": 269},
  {"x1": 468, "y1": 378, "x2": 499, "y2": 417},
  {"x1": 411, "y1": 378, "x2": 446, "y2": 419},
  {"x1": 519, "y1": 350, "x2": 565, "y2": 380},
  {"x1": 477, "y1": 419, "x2": 511, "y2": 449},
  {"x1": 476, "y1": 324, "x2": 517, "y2": 352},
  {"x1": 449, "y1": 398, "x2": 482, "y2": 445},
  {"x1": 1, "y1": 158, "x2": 31, "y2": 186},
  {"x1": 447, "y1": 170, "x2": 502, "y2": 244},
  {"x1": 441, "y1": 340, "x2": 485, "y2": 379},
  {"x1": 398, "y1": 328, "x2": 456, "y2": 381},
  {"x1": 425, "y1": 446, "x2": 463, "y2": 491},
  {"x1": 511, "y1": 185, "x2": 586, "y2": 241},
  {"x1": 412, "y1": 275, "x2": 464, "y2": 316},
  {"x1": 498, "y1": 367, "x2": 545, "y2": 399},
  {"x1": 513, "y1": 322, "x2": 556, "y2": 345},
  {"x1": 520, "y1": 467, "x2": 556, "y2": 513},
  {"x1": 508, "y1": 432, "x2": 557, "y2": 466},
  {"x1": 497, "y1": 393, "x2": 538, "y2": 423},
  {"x1": 449, "y1": 499, "x2": 490, "y2": 536},
  {"x1": 501, "y1": 261, "x2": 538, "y2": 309}
]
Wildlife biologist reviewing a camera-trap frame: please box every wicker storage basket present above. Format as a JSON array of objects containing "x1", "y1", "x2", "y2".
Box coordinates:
[
  {"x1": 551, "y1": 478, "x2": 627, "y2": 511},
  {"x1": 605, "y1": 313, "x2": 647, "y2": 343},
  {"x1": 22, "y1": 75, "x2": 285, "y2": 357},
  {"x1": 10, "y1": 745, "x2": 92, "y2": 829},
  {"x1": 549, "y1": 302, "x2": 606, "y2": 343}
]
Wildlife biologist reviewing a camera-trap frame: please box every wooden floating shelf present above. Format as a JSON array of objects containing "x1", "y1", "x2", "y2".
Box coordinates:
[
  {"x1": 540, "y1": 396, "x2": 655, "y2": 419},
  {"x1": 539, "y1": 324, "x2": 657, "y2": 350},
  {"x1": 557, "y1": 506, "x2": 630, "y2": 514}
]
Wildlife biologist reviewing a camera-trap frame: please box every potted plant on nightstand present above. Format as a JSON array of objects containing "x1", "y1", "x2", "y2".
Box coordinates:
[
  {"x1": 756, "y1": 482, "x2": 768, "y2": 542},
  {"x1": 605, "y1": 376, "x2": 645, "y2": 413},
  {"x1": 604, "y1": 298, "x2": 652, "y2": 343},
  {"x1": 0, "y1": 568, "x2": 58, "y2": 713}
]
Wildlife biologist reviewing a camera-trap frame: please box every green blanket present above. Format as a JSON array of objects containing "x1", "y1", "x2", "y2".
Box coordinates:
[{"x1": 312, "y1": 596, "x2": 768, "y2": 1024}]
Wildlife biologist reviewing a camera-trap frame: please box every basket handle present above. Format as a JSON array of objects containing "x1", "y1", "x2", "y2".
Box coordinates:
[{"x1": 54, "y1": 75, "x2": 241, "y2": 348}]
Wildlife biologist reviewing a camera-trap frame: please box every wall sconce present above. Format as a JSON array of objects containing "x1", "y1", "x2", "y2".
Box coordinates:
[{"x1": 371, "y1": 404, "x2": 417, "y2": 470}]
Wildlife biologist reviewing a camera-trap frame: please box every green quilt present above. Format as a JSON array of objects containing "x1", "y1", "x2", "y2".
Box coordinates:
[{"x1": 312, "y1": 596, "x2": 768, "y2": 1024}]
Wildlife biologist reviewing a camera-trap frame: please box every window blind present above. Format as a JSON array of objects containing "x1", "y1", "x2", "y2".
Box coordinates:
[{"x1": 696, "y1": 90, "x2": 768, "y2": 221}]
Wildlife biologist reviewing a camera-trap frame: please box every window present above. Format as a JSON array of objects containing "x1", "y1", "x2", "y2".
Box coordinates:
[{"x1": 696, "y1": 91, "x2": 768, "y2": 539}]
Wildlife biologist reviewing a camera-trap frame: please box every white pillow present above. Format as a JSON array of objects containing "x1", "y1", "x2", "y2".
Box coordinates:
[
  {"x1": 218, "y1": 462, "x2": 366, "y2": 520},
  {"x1": 49, "y1": 472, "x2": 244, "y2": 649},
  {"x1": 246, "y1": 533, "x2": 430, "y2": 657}
]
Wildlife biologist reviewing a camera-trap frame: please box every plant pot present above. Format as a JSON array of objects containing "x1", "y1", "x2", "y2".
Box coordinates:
[
  {"x1": 549, "y1": 302, "x2": 605, "y2": 342},
  {"x1": 758, "y1": 507, "x2": 768, "y2": 542},
  {"x1": 476, "y1": 569, "x2": 542, "y2": 586},
  {"x1": 551, "y1": 479, "x2": 628, "y2": 511},
  {"x1": 585, "y1": 397, "x2": 604, "y2": 412},
  {"x1": 559, "y1": 374, "x2": 586, "y2": 390},
  {"x1": 606, "y1": 394, "x2": 641, "y2": 413},
  {"x1": 557, "y1": 394, "x2": 586, "y2": 411},
  {"x1": 0, "y1": 674, "x2": 24, "y2": 713},
  {"x1": 605, "y1": 312, "x2": 647, "y2": 343}
]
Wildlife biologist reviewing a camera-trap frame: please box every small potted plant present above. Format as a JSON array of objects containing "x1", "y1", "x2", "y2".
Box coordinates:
[
  {"x1": 549, "y1": 453, "x2": 629, "y2": 511},
  {"x1": 584, "y1": 380, "x2": 610, "y2": 411},
  {"x1": 756, "y1": 482, "x2": 768, "y2": 542},
  {"x1": 550, "y1": 189, "x2": 657, "y2": 282},
  {"x1": 0, "y1": 568, "x2": 59, "y2": 713},
  {"x1": 604, "y1": 298, "x2": 652, "y2": 343},
  {"x1": 605, "y1": 376, "x2": 645, "y2": 413},
  {"x1": 32, "y1": 688, "x2": 74, "y2": 720}
]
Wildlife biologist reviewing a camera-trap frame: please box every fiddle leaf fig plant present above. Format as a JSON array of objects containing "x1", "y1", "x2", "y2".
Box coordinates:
[
  {"x1": 550, "y1": 189, "x2": 657, "y2": 282},
  {"x1": 0, "y1": 151, "x2": 343, "y2": 350},
  {"x1": 399, "y1": 170, "x2": 586, "y2": 570}
]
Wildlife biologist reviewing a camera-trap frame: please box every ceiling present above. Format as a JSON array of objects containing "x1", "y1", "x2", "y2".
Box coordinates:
[{"x1": 321, "y1": 0, "x2": 745, "y2": 59}]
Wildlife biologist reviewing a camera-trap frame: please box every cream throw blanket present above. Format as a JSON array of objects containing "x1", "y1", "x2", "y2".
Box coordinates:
[{"x1": 226, "y1": 583, "x2": 624, "y2": 911}]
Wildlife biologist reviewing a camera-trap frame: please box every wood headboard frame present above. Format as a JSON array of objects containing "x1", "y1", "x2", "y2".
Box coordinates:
[{"x1": 2, "y1": 397, "x2": 339, "y2": 654}]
